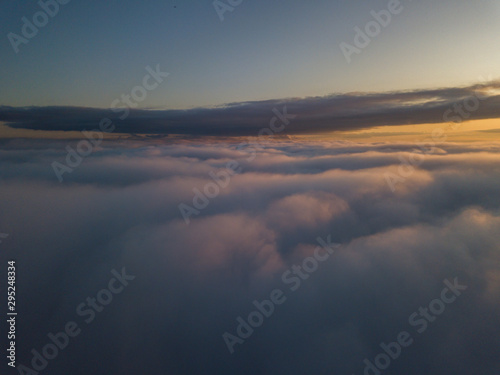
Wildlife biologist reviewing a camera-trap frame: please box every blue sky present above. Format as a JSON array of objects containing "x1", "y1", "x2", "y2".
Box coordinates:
[{"x1": 1, "y1": 0, "x2": 500, "y2": 109}]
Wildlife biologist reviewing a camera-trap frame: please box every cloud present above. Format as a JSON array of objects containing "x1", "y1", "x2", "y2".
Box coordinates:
[
  {"x1": 265, "y1": 192, "x2": 349, "y2": 231},
  {"x1": 1, "y1": 139, "x2": 500, "y2": 375},
  {"x1": 2, "y1": 81, "x2": 500, "y2": 136}
]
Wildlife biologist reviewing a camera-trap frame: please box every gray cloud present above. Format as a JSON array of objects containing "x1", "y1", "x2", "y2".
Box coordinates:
[{"x1": 2, "y1": 82, "x2": 500, "y2": 136}]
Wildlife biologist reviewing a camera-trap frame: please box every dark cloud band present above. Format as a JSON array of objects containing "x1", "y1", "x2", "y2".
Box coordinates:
[{"x1": 2, "y1": 82, "x2": 500, "y2": 136}]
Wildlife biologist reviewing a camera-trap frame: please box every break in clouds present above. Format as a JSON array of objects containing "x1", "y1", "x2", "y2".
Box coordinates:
[{"x1": 1, "y1": 139, "x2": 500, "y2": 375}]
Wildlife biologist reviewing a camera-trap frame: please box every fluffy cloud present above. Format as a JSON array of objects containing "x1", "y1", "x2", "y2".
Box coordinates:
[{"x1": 0, "y1": 138, "x2": 499, "y2": 375}]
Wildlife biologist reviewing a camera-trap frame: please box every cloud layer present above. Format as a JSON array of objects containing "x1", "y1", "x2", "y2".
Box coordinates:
[
  {"x1": 2, "y1": 81, "x2": 500, "y2": 136},
  {"x1": 1, "y1": 138, "x2": 500, "y2": 375}
]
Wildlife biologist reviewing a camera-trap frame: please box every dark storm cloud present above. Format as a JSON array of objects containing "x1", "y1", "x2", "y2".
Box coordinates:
[
  {"x1": 1, "y1": 140, "x2": 500, "y2": 375},
  {"x1": 2, "y1": 82, "x2": 500, "y2": 135}
]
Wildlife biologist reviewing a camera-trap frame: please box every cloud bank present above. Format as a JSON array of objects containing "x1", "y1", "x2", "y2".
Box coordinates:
[
  {"x1": 0, "y1": 139, "x2": 499, "y2": 375},
  {"x1": 2, "y1": 81, "x2": 500, "y2": 136}
]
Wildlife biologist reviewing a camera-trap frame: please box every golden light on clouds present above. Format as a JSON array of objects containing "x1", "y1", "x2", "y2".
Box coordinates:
[{"x1": 329, "y1": 119, "x2": 500, "y2": 143}]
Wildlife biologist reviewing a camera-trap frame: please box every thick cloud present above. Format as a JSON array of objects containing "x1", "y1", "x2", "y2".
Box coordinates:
[
  {"x1": 2, "y1": 81, "x2": 500, "y2": 135},
  {"x1": 0, "y1": 138, "x2": 499, "y2": 375}
]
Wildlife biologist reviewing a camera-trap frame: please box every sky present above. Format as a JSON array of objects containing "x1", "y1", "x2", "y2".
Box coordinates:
[
  {"x1": 1, "y1": 2, "x2": 500, "y2": 375},
  {"x1": 1, "y1": 0, "x2": 500, "y2": 110}
]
